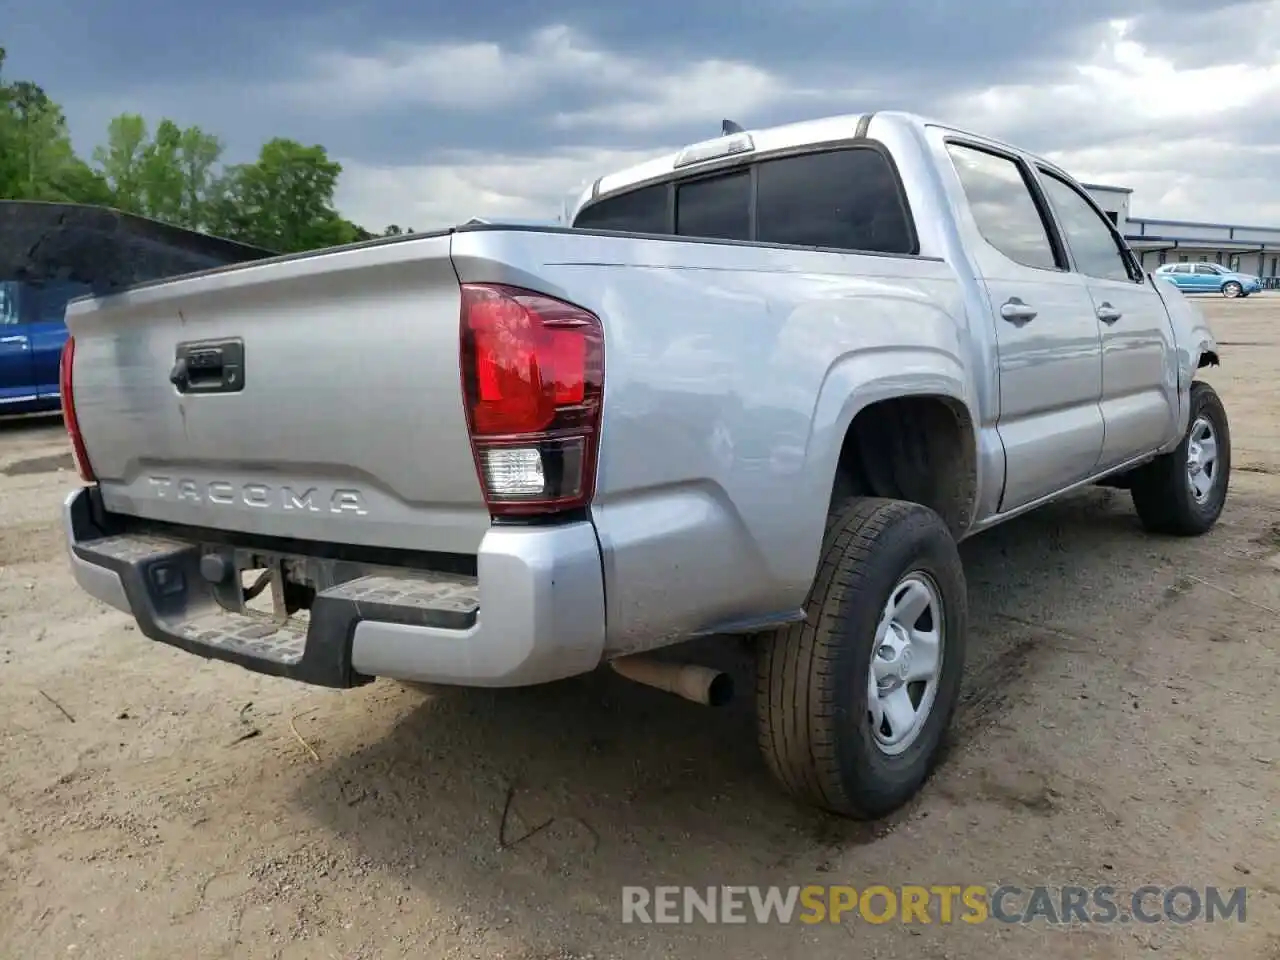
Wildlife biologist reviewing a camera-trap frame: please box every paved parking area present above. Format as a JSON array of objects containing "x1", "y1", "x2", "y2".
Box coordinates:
[{"x1": 1, "y1": 296, "x2": 1277, "y2": 959}]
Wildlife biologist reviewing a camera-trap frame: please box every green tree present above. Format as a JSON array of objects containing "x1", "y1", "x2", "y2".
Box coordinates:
[
  {"x1": 92, "y1": 112, "x2": 234, "y2": 233},
  {"x1": 0, "y1": 47, "x2": 113, "y2": 205},
  {"x1": 207, "y1": 138, "x2": 366, "y2": 252},
  {"x1": 92, "y1": 113, "x2": 149, "y2": 213},
  {"x1": 3, "y1": 45, "x2": 380, "y2": 251},
  {"x1": 172, "y1": 123, "x2": 224, "y2": 229}
]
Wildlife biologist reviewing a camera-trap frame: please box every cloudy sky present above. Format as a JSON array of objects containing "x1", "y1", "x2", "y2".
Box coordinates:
[{"x1": 5, "y1": 0, "x2": 1279, "y2": 231}]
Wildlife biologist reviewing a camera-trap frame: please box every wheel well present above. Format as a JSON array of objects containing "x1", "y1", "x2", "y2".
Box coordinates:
[
  {"x1": 831, "y1": 396, "x2": 977, "y2": 538},
  {"x1": 1198, "y1": 350, "x2": 1220, "y2": 368}
]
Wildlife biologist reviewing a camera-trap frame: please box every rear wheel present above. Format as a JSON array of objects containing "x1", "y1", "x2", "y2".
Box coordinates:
[
  {"x1": 756, "y1": 498, "x2": 967, "y2": 819},
  {"x1": 1222, "y1": 281, "x2": 1242, "y2": 298},
  {"x1": 1130, "y1": 380, "x2": 1231, "y2": 536}
]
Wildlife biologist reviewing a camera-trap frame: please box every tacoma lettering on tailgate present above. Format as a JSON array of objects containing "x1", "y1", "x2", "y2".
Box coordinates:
[{"x1": 146, "y1": 477, "x2": 369, "y2": 515}]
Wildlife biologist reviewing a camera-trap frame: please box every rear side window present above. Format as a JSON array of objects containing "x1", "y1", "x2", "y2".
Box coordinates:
[
  {"x1": 756, "y1": 149, "x2": 914, "y2": 254},
  {"x1": 676, "y1": 170, "x2": 750, "y2": 241},
  {"x1": 572, "y1": 183, "x2": 668, "y2": 234},
  {"x1": 573, "y1": 146, "x2": 916, "y2": 254},
  {"x1": 946, "y1": 143, "x2": 1059, "y2": 271}
]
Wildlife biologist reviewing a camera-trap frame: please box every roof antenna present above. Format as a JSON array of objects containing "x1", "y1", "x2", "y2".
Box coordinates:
[{"x1": 721, "y1": 118, "x2": 745, "y2": 136}]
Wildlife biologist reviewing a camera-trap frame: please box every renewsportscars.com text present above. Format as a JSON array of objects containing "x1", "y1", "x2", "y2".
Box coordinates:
[{"x1": 621, "y1": 884, "x2": 1248, "y2": 925}]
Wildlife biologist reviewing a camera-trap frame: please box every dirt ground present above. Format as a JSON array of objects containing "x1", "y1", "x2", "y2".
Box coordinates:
[{"x1": 2, "y1": 296, "x2": 1278, "y2": 960}]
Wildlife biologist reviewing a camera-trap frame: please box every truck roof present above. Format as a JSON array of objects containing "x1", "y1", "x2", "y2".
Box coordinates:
[{"x1": 571, "y1": 110, "x2": 1052, "y2": 221}]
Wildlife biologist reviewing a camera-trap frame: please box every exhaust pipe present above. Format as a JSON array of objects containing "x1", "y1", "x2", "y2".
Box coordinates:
[{"x1": 609, "y1": 656, "x2": 734, "y2": 707}]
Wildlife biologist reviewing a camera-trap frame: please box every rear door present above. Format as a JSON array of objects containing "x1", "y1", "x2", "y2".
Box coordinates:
[
  {"x1": 1035, "y1": 169, "x2": 1178, "y2": 470},
  {"x1": 943, "y1": 141, "x2": 1105, "y2": 512},
  {"x1": 0, "y1": 282, "x2": 36, "y2": 410},
  {"x1": 1190, "y1": 264, "x2": 1218, "y2": 292}
]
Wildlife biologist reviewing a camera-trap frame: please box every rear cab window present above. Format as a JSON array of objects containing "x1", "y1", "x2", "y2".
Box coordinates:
[
  {"x1": 573, "y1": 145, "x2": 917, "y2": 256},
  {"x1": 572, "y1": 183, "x2": 668, "y2": 234},
  {"x1": 676, "y1": 171, "x2": 750, "y2": 241}
]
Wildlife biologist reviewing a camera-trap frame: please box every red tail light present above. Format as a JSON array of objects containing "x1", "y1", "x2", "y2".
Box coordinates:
[
  {"x1": 460, "y1": 283, "x2": 603, "y2": 516},
  {"x1": 59, "y1": 336, "x2": 97, "y2": 483}
]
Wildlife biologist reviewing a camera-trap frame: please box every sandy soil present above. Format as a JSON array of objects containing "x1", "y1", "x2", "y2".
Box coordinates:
[{"x1": 1, "y1": 296, "x2": 1278, "y2": 960}]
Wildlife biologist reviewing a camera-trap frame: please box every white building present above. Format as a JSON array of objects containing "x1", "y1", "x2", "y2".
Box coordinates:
[{"x1": 1084, "y1": 183, "x2": 1280, "y2": 282}]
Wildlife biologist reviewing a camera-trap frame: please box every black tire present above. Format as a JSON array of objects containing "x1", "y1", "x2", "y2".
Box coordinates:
[
  {"x1": 1222, "y1": 281, "x2": 1242, "y2": 298},
  {"x1": 1130, "y1": 380, "x2": 1231, "y2": 536},
  {"x1": 756, "y1": 498, "x2": 967, "y2": 820}
]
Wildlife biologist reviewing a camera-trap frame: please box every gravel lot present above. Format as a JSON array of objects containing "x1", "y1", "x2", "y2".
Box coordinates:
[{"x1": 2, "y1": 296, "x2": 1278, "y2": 960}]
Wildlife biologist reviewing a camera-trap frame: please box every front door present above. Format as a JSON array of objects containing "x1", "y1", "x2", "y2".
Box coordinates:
[
  {"x1": 0, "y1": 281, "x2": 36, "y2": 411},
  {"x1": 1036, "y1": 170, "x2": 1179, "y2": 470},
  {"x1": 944, "y1": 142, "x2": 1105, "y2": 512},
  {"x1": 22, "y1": 280, "x2": 86, "y2": 402}
]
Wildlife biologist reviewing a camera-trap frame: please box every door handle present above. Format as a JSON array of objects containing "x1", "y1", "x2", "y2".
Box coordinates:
[
  {"x1": 1000, "y1": 298, "x2": 1037, "y2": 326},
  {"x1": 0, "y1": 335, "x2": 28, "y2": 347},
  {"x1": 1096, "y1": 303, "x2": 1122, "y2": 324}
]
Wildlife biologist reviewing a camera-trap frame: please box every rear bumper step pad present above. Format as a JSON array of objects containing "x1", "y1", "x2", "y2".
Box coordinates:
[{"x1": 67, "y1": 495, "x2": 478, "y2": 688}]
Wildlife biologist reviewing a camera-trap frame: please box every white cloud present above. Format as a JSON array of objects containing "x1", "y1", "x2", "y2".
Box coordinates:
[
  {"x1": 278, "y1": 24, "x2": 829, "y2": 127},
  {"x1": 937, "y1": 16, "x2": 1280, "y2": 223},
  {"x1": 551, "y1": 59, "x2": 796, "y2": 133},
  {"x1": 334, "y1": 145, "x2": 675, "y2": 231},
  {"x1": 326, "y1": 13, "x2": 1280, "y2": 230}
]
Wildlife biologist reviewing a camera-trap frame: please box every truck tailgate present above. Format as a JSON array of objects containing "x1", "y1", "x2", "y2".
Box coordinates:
[{"x1": 65, "y1": 232, "x2": 491, "y2": 555}]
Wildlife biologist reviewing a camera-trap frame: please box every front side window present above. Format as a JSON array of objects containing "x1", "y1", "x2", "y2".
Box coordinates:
[
  {"x1": 946, "y1": 143, "x2": 1058, "y2": 271},
  {"x1": 1038, "y1": 172, "x2": 1134, "y2": 282},
  {"x1": 0, "y1": 282, "x2": 19, "y2": 325},
  {"x1": 1194, "y1": 264, "x2": 1218, "y2": 275},
  {"x1": 22, "y1": 280, "x2": 93, "y2": 324}
]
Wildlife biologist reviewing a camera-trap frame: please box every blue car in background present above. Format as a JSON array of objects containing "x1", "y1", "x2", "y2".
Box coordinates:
[
  {"x1": 0, "y1": 279, "x2": 91, "y2": 415},
  {"x1": 1154, "y1": 262, "x2": 1262, "y2": 298}
]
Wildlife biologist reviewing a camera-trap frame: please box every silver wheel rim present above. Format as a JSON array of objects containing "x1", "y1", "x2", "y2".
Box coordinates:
[
  {"x1": 1224, "y1": 283, "x2": 1241, "y2": 298},
  {"x1": 868, "y1": 571, "x2": 944, "y2": 756},
  {"x1": 1186, "y1": 416, "x2": 1220, "y2": 504}
]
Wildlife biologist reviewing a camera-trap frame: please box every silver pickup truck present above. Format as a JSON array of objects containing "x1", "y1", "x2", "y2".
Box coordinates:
[{"x1": 60, "y1": 110, "x2": 1228, "y2": 820}]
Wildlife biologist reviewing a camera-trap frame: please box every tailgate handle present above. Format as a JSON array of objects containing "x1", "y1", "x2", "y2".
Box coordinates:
[{"x1": 170, "y1": 339, "x2": 245, "y2": 394}]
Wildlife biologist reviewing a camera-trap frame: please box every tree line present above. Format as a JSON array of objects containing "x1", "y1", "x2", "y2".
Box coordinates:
[{"x1": 0, "y1": 46, "x2": 412, "y2": 253}]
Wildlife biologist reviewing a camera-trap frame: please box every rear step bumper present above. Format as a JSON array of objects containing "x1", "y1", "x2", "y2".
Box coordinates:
[{"x1": 62, "y1": 487, "x2": 607, "y2": 689}]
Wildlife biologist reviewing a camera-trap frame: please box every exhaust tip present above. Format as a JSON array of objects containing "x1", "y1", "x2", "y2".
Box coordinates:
[
  {"x1": 609, "y1": 656, "x2": 734, "y2": 707},
  {"x1": 706, "y1": 671, "x2": 734, "y2": 707}
]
